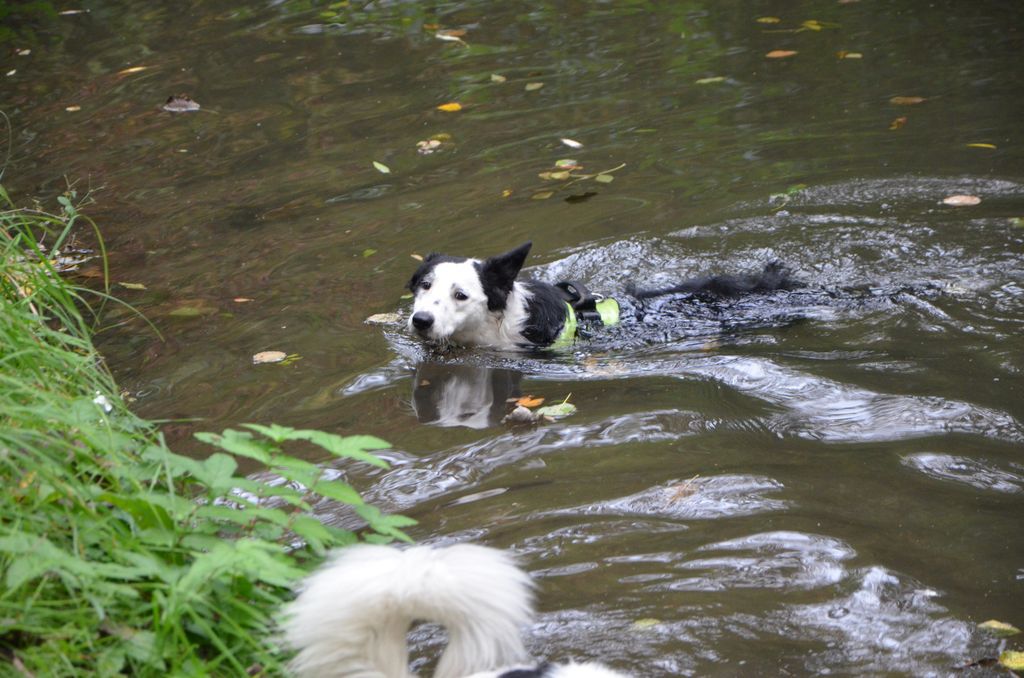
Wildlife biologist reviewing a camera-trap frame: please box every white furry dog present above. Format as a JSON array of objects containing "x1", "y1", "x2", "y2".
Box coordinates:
[{"x1": 281, "y1": 544, "x2": 628, "y2": 678}]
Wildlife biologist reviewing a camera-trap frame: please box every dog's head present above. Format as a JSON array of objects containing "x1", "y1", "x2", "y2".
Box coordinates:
[{"x1": 407, "y1": 242, "x2": 532, "y2": 345}]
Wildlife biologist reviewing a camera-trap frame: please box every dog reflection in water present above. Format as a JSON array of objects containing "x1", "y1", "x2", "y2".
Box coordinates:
[
  {"x1": 282, "y1": 543, "x2": 628, "y2": 677},
  {"x1": 412, "y1": 363, "x2": 522, "y2": 429}
]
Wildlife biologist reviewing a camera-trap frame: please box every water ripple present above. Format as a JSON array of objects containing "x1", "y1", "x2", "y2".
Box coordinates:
[{"x1": 902, "y1": 453, "x2": 1024, "y2": 493}]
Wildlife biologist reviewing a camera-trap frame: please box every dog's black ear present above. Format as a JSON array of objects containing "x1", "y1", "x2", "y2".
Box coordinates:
[{"x1": 480, "y1": 242, "x2": 532, "y2": 310}]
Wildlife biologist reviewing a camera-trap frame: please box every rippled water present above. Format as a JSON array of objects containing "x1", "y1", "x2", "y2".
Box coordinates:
[{"x1": 6, "y1": 0, "x2": 1023, "y2": 674}]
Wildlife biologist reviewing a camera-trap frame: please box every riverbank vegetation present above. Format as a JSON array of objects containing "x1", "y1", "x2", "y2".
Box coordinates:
[{"x1": 0, "y1": 186, "x2": 413, "y2": 675}]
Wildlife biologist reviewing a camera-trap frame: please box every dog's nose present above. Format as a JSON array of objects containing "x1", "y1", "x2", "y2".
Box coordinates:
[{"x1": 411, "y1": 312, "x2": 434, "y2": 331}]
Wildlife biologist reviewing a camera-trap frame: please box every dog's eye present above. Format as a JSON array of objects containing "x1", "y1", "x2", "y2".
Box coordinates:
[
  {"x1": 453, "y1": 290, "x2": 469, "y2": 301},
  {"x1": 419, "y1": 281, "x2": 431, "y2": 291}
]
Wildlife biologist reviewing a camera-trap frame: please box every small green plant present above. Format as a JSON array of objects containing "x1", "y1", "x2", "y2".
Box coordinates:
[{"x1": 0, "y1": 185, "x2": 414, "y2": 675}]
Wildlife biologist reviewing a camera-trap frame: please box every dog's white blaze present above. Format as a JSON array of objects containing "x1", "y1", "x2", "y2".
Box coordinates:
[{"x1": 410, "y1": 260, "x2": 533, "y2": 349}]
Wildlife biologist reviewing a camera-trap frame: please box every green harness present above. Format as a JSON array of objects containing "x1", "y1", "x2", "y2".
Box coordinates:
[{"x1": 552, "y1": 281, "x2": 621, "y2": 346}]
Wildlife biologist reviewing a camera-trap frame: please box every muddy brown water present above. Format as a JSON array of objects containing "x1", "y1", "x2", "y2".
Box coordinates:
[{"x1": 5, "y1": 1, "x2": 1023, "y2": 674}]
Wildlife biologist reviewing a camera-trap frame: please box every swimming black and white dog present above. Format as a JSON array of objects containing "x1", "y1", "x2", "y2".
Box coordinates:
[
  {"x1": 406, "y1": 241, "x2": 801, "y2": 350},
  {"x1": 281, "y1": 543, "x2": 628, "y2": 678}
]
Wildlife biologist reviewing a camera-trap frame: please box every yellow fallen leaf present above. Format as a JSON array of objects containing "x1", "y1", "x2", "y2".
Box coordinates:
[
  {"x1": 410, "y1": 253, "x2": 424, "y2": 261},
  {"x1": 253, "y1": 351, "x2": 287, "y2": 365},
  {"x1": 695, "y1": 76, "x2": 725, "y2": 84},
  {"x1": 365, "y1": 313, "x2": 402, "y2": 325},
  {"x1": 890, "y1": 96, "x2": 926, "y2": 105},
  {"x1": 942, "y1": 195, "x2": 981, "y2": 206},
  {"x1": 372, "y1": 161, "x2": 391, "y2": 174},
  {"x1": 524, "y1": 82, "x2": 544, "y2": 91},
  {"x1": 766, "y1": 50, "x2": 798, "y2": 58},
  {"x1": 490, "y1": 74, "x2": 506, "y2": 83},
  {"x1": 632, "y1": 618, "x2": 661, "y2": 630},
  {"x1": 889, "y1": 116, "x2": 907, "y2": 130},
  {"x1": 65, "y1": 105, "x2": 81, "y2": 112},
  {"x1": 516, "y1": 396, "x2": 545, "y2": 408},
  {"x1": 233, "y1": 297, "x2": 254, "y2": 303},
  {"x1": 117, "y1": 282, "x2": 147, "y2": 290},
  {"x1": 116, "y1": 66, "x2": 149, "y2": 77},
  {"x1": 801, "y1": 19, "x2": 824, "y2": 31},
  {"x1": 756, "y1": 16, "x2": 781, "y2": 23},
  {"x1": 837, "y1": 51, "x2": 863, "y2": 59},
  {"x1": 436, "y1": 102, "x2": 463, "y2": 112},
  {"x1": 501, "y1": 188, "x2": 512, "y2": 198},
  {"x1": 979, "y1": 620, "x2": 1021, "y2": 637},
  {"x1": 1001, "y1": 651, "x2": 1024, "y2": 671},
  {"x1": 966, "y1": 143, "x2": 996, "y2": 149}
]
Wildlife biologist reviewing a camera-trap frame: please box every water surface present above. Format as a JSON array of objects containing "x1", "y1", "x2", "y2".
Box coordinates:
[{"x1": 5, "y1": 0, "x2": 1023, "y2": 674}]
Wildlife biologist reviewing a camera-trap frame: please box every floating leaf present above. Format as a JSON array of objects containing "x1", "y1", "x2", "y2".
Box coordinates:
[
  {"x1": 435, "y1": 29, "x2": 467, "y2": 44},
  {"x1": 1010, "y1": 217, "x2": 1024, "y2": 228},
  {"x1": 531, "y1": 191, "x2": 554, "y2": 200},
  {"x1": 1001, "y1": 651, "x2": 1024, "y2": 671},
  {"x1": 889, "y1": 116, "x2": 907, "y2": 130},
  {"x1": 549, "y1": 170, "x2": 571, "y2": 180},
  {"x1": 535, "y1": 401, "x2": 576, "y2": 419},
  {"x1": 410, "y1": 253, "x2": 424, "y2": 261},
  {"x1": 942, "y1": 195, "x2": 981, "y2": 206},
  {"x1": 516, "y1": 396, "x2": 545, "y2": 408},
  {"x1": 524, "y1": 82, "x2": 544, "y2": 91},
  {"x1": 490, "y1": 73, "x2": 507, "y2": 83},
  {"x1": 966, "y1": 143, "x2": 996, "y2": 149},
  {"x1": 632, "y1": 618, "x2": 661, "y2": 629},
  {"x1": 233, "y1": 297, "x2": 254, "y2": 303},
  {"x1": 554, "y1": 158, "x2": 580, "y2": 170},
  {"x1": 766, "y1": 50, "x2": 798, "y2": 59},
  {"x1": 801, "y1": 19, "x2": 824, "y2": 31},
  {"x1": 436, "y1": 102, "x2": 463, "y2": 112},
  {"x1": 168, "y1": 305, "x2": 214, "y2": 318},
  {"x1": 501, "y1": 188, "x2": 513, "y2": 198},
  {"x1": 162, "y1": 95, "x2": 200, "y2": 112},
  {"x1": 253, "y1": 351, "x2": 287, "y2": 365},
  {"x1": 979, "y1": 620, "x2": 1021, "y2": 637},
  {"x1": 372, "y1": 161, "x2": 391, "y2": 174},
  {"x1": 416, "y1": 139, "x2": 442, "y2": 154},
  {"x1": 594, "y1": 173, "x2": 615, "y2": 184},
  {"x1": 837, "y1": 51, "x2": 863, "y2": 59},
  {"x1": 890, "y1": 96, "x2": 926, "y2": 105},
  {"x1": 362, "y1": 248, "x2": 377, "y2": 257},
  {"x1": 695, "y1": 76, "x2": 725, "y2": 85},
  {"x1": 756, "y1": 16, "x2": 781, "y2": 24},
  {"x1": 365, "y1": 313, "x2": 402, "y2": 325},
  {"x1": 116, "y1": 66, "x2": 149, "y2": 77},
  {"x1": 560, "y1": 137, "x2": 583, "y2": 148},
  {"x1": 65, "y1": 105, "x2": 81, "y2": 112},
  {"x1": 118, "y1": 282, "x2": 147, "y2": 290}
]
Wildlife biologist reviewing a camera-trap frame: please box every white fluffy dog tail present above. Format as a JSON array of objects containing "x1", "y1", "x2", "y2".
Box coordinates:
[{"x1": 281, "y1": 544, "x2": 534, "y2": 678}]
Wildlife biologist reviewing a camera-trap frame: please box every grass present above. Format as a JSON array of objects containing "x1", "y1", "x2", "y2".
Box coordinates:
[{"x1": 0, "y1": 185, "x2": 413, "y2": 676}]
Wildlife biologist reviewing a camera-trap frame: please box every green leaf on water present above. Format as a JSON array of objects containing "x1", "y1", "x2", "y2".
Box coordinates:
[
  {"x1": 1010, "y1": 217, "x2": 1024, "y2": 228},
  {"x1": 362, "y1": 248, "x2": 377, "y2": 257},
  {"x1": 372, "y1": 161, "x2": 391, "y2": 174},
  {"x1": 979, "y1": 620, "x2": 1021, "y2": 637},
  {"x1": 594, "y1": 173, "x2": 614, "y2": 184},
  {"x1": 632, "y1": 618, "x2": 661, "y2": 630},
  {"x1": 1001, "y1": 651, "x2": 1024, "y2": 671},
  {"x1": 554, "y1": 158, "x2": 579, "y2": 170},
  {"x1": 695, "y1": 76, "x2": 725, "y2": 85},
  {"x1": 535, "y1": 401, "x2": 577, "y2": 419}
]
